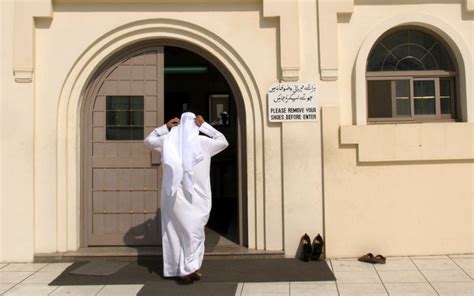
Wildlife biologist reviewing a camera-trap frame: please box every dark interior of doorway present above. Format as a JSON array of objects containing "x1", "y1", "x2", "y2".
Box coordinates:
[{"x1": 163, "y1": 46, "x2": 239, "y2": 244}]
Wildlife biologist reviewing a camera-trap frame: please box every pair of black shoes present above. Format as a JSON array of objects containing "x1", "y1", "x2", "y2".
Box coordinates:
[{"x1": 300, "y1": 233, "x2": 324, "y2": 262}]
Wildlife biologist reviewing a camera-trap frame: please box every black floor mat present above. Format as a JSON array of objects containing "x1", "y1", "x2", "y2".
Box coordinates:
[
  {"x1": 49, "y1": 258, "x2": 335, "y2": 286},
  {"x1": 137, "y1": 282, "x2": 238, "y2": 296}
]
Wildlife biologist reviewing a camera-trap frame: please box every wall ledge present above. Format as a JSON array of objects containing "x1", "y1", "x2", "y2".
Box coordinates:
[
  {"x1": 13, "y1": 68, "x2": 34, "y2": 83},
  {"x1": 341, "y1": 123, "x2": 474, "y2": 162},
  {"x1": 466, "y1": 0, "x2": 474, "y2": 12}
]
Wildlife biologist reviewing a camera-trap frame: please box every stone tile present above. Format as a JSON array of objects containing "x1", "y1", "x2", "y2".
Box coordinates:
[
  {"x1": 325, "y1": 259, "x2": 334, "y2": 271},
  {"x1": 453, "y1": 258, "x2": 474, "y2": 270},
  {"x1": 0, "y1": 272, "x2": 33, "y2": 284},
  {"x1": 374, "y1": 259, "x2": 417, "y2": 271},
  {"x1": 0, "y1": 284, "x2": 15, "y2": 294},
  {"x1": 412, "y1": 258, "x2": 459, "y2": 270},
  {"x1": 432, "y1": 282, "x2": 474, "y2": 296},
  {"x1": 21, "y1": 271, "x2": 64, "y2": 284},
  {"x1": 410, "y1": 255, "x2": 450, "y2": 260},
  {"x1": 290, "y1": 282, "x2": 338, "y2": 296},
  {"x1": 384, "y1": 283, "x2": 437, "y2": 296},
  {"x1": 235, "y1": 283, "x2": 244, "y2": 296},
  {"x1": 1, "y1": 264, "x2": 47, "y2": 272},
  {"x1": 464, "y1": 269, "x2": 474, "y2": 279},
  {"x1": 50, "y1": 285, "x2": 105, "y2": 296},
  {"x1": 333, "y1": 271, "x2": 381, "y2": 284},
  {"x1": 331, "y1": 260, "x2": 375, "y2": 271},
  {"x1": 40, "y1": 263, "x2": 73, "y2": 272},
  {"x1": 449, "y1": 254, "x2": 474, "y2": 259},
  {"x1": 421, "y1": 269, "x2": 472, "y2": 282},
  {"x1": 377, "y1": 270, "x2": 426, "y2": 283},
  {"x1": 3, "y1": 283, "x2": 57, "y2": 296},
  {"x1": 96, "y1": 284, "x2": 144, "y2": 296},
  {"x1": 385, "y1": 256, "x2": 411, "y2": 260},
  {"x1": 241, "y1": 282, "x2": 289, "y2": 296},
  {"x1": 337, "y1": 283, "x2": 388, "y2": 296}
]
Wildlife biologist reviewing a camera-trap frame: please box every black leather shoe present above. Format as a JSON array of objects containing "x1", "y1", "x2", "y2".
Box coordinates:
[
  {"x1": 311, "y1": 233, "x2": 324, "y2": 261},
  {"x1": 300, "y1": 233, "x2": 312, "y2": 262}
]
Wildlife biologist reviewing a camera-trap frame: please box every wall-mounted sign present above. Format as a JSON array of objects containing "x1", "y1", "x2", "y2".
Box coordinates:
[{"x1": 268, "y1": 83, "x2": 317, "y2": 122}]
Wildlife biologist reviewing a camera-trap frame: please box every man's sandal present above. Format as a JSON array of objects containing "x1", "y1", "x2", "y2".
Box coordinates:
[
  {"x1": 373, "y1": 255, "x2": 386, "y2": 264},
  {"x1": 190, "y1": 271, "x2": 202, "y2": 281},
  {"x1": 358, "y1": 253, "x2": 375, "y2": 263},
  {"x1": 178, "y1": 275, "x2": 194, "y2": 285},
  {"x1": 358, "y1": 253, "x2": 386, "y2": 264}
]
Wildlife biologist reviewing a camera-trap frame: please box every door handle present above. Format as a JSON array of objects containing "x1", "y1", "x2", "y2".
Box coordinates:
[{"x1": 151, "y1": 150, "x2": 161, "y2": 165}]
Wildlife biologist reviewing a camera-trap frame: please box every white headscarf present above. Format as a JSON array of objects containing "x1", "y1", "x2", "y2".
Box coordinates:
[{"x1": 163, "y1": 112, "x2": 204, "y2": 197}]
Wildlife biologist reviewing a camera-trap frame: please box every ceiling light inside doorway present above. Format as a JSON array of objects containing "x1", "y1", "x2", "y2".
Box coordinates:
[{"x1": 164, "y1": 66, "x2": 208, "y2": 74}]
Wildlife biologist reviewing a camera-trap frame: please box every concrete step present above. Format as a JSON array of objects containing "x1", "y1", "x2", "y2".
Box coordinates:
[{"x1": 34, "y1": 246, "x2": 285, "y2": 263}]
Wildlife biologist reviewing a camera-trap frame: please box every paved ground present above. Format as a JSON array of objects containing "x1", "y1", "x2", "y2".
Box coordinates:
[{"x1": 0, "y1": 254, "x2": 472, "y2": 295}]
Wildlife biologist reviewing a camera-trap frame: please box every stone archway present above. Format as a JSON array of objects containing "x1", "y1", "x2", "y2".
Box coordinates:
[{"x1": 81, "y1": 40, "x2": 247, "y2": 247}]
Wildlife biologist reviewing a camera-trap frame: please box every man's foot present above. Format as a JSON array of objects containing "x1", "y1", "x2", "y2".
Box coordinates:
[
  {"x1": 178, "y1": 274, "x2": 194, "y2": 284},
  {"x1": 190, "y1": 270, "x2": 202, "y2": 281}
]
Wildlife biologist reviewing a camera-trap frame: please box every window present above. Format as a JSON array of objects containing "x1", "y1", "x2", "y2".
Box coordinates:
[
  {"x1": 106, "y1": 96, "x2": 144, "y2": 140},
  {"x1": 366, "y1": 28, "x2": 457, "y2": 122}
]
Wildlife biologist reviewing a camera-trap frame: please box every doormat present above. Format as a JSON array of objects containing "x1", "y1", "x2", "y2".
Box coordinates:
[
  {"x1": 49, "y1": 258, "x2": 335, "y2": 286},
  {"x1": 137, "y1": 282, "x2": 238, "y2": 296},
  {"x1": 69, "y1": 261, "x2": 129, "y2": 276}
]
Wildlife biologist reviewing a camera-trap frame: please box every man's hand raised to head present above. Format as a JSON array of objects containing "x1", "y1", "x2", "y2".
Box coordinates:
[
  {"x1": 166, "y1": 117, "x2": 180, "y2": 129},
  {"x1": 195, "y1": 115, "x2": 205, "y2": 127}
]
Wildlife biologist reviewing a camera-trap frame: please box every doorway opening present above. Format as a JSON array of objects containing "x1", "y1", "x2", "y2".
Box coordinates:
[
  {"x1": 82, "y1": 41, "x2": 245, "y2": 250},
  {"x1": 164, "y1": 46, "x2": 239, "y2": 244}
]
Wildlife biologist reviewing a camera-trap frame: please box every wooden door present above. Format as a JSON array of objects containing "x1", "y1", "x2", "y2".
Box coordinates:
[{"x1": 85, "y1": 46, "x2": 164, "y2": 246}]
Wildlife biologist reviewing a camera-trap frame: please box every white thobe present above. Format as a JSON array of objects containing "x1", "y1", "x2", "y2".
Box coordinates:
[{"x1": 144, "y1": 122, "x2": 229, "y2": 277}]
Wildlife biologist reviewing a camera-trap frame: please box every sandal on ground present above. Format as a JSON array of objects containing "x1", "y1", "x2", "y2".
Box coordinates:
[
  {"x1": 358, "y1": 253, "x2": 375, "y2": 263},
  {"x1": 374, "y1": 255, "x2": 386, "y2": 264},
  {"x1": 190, "y1": 270, "x2": 202, "y2": 281},
  {"x1": 177, "y1": 274, "x2": 194, "y2": 285}
]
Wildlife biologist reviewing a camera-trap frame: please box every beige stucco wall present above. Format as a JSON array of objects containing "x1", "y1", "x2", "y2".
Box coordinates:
[
  {"x1": 323, "y1": 107, "x2": 474, "y2": 257},
  {"x1": 1, "y1": 0, "x2": 36, "y2": 262},
  {"x1": 0, "y1": 0, "x2": 472, "y2": 262},
  {"x1": 18, "y1": 0, "x2": 323, "y2": 260},
  {"x1": 323, "y1": 1, "x2": 474, "y2": 257}
]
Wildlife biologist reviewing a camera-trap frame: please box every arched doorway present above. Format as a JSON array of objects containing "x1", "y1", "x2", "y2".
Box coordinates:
[{"x1": 82, "y1": 40, "x2": 246, "y2": 248}]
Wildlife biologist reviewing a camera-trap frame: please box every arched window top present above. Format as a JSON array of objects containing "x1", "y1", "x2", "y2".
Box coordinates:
[{"x1": 367, "y1": 29, "x2": 455, "y2": 72}]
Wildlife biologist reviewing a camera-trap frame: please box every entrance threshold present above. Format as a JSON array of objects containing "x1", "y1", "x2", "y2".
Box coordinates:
[{"x1": 34, "y1": 229, "x2": 284, "y2": 262}]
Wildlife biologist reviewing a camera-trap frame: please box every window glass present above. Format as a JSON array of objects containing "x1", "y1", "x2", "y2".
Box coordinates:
[
  {"x1": 397, "y1": 57, "x2": 424, "y2": 71},
  {"x1": 395, "y1": 80, "x2": 410, "y2": 116},
  {"x1": 368, "y1": 80, "x2": 392, "y2": 118},
  {"x1": 367, "y1": 44, "x2": 387, "y2": 71},
  {"x1": 382, "y1": 55, "x2": 398, "y2": 71},
  {"x1": 368, "y1": 29, "x2": 454, "y2": 72},
  {"x1": 367, "y1": 28, "x2": 457, "y2": 121},
  {"x1": 414, "y1": 80, "x2": 435, "y2": 115},
  {"x1": 431, "y1": 43, "x2": 454, "y2": 71},
  {"x1": 106, "y1": 96, "x2": 144, "y2": 140},
  {"x1": 440, "y1": 79, "x2": 452, "y2": 114}
]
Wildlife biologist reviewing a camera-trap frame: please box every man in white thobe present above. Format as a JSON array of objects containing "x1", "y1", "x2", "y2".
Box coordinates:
[{"x1": 144, "y1": 112, "x2": 228, "y2": 281}]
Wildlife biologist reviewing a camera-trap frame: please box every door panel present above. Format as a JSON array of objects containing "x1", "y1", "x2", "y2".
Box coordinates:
[{"x1": 87, "y1": 46, "x2": 164, "y2": 246}]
